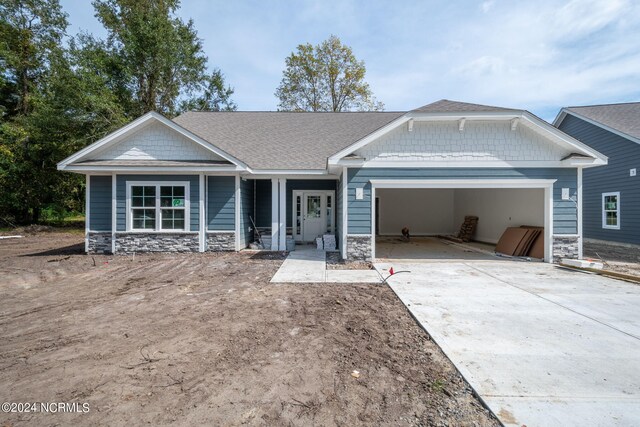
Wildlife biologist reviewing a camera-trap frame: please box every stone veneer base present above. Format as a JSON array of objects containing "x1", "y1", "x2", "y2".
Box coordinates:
[
  {"x1": 87, "y1": 232, "x2": 113, "y2": 254},
  {"x1": 206, "y1": 232, "x2": 236, "y2": 251},
  {"x1": 552, "y1": 235, "x2": 579, "y2": 263},
  {"x1": 115, "y1": 233, "x2": 199, "y2": 253},
  {"x1": 346, "y1": 235, "x2": 372, "y2": 261}
]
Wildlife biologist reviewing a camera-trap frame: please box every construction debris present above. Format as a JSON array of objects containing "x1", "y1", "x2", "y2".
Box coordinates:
[
  {"x1": 495, "y1": 226, "x2": 543, "y2": 258},
  {"x1": 402, "y1": 227, "x2": 410, "y2": 241},
  {"x1": 456, "y1": 216, "x2": 479, "y2": 242}
]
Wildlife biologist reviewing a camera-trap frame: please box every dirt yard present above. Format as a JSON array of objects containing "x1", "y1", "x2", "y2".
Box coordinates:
[
  {"x1": 0, "y1": 232, "x2": 497, "y2": 426},
  {"x1": 584, "y1": 240, "x2": 640, "y2": 277}
]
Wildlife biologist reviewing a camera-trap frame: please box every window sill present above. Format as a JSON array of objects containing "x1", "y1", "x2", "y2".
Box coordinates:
[{"x1": 119, "y1": 231, "x2": 198, "y2": 234}]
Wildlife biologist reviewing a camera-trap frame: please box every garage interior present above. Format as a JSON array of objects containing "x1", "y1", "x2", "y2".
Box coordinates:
[{"x1": 375, "y1": 188, "x2": 545, "y2": 260}]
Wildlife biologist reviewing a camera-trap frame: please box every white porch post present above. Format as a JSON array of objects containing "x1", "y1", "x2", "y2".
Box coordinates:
[
  {"x1": 278, "y1": 178, "x2": 287, "y2": 250},
  {"x1": 85, "y1": 174, "x2": 90, "y2": 253},
  {"x1": 199, "y1": 173, "x2": 206, "y2": 252},
  {"x1": 271, "y1": 178, "x2": 279, "y2": 250},
  {"x1": 235, "y1": 174, "x2": 241, "y2": 251},
  {"x1": 111, "y1": 173, "x2": 117, "y2": 254},
  {"x1": 577, "y1": 167, "x2": 583, "y2": 259},
  {"x1": 341, "y1": 167, "x2": 348, "y2": 259}
]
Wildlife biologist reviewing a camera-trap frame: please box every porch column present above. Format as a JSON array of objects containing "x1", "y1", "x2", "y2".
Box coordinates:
[
  {"x1": 278, "y1": 178, "x2": 287, "y2": 250},
  {"x1": 271, "y1": 178, "x2": 279, "y2": 250},
  {"x1": 111, "y1": 173, "x2": 117, "y2": 254},
  {"x1": 85, "y1": 174, "x2": 90, "y2": 253},
  {"x1": 199, "y1": 173, "x2": 206, "y2": 252}
]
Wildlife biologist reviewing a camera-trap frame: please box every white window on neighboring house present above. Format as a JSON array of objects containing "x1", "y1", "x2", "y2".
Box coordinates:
[
  {"x1": 602, "y1": 192, "x2": 620, "y2": 230},
  {"x1": 127, "y1": 182, "x2": 190, "y2": 232}
]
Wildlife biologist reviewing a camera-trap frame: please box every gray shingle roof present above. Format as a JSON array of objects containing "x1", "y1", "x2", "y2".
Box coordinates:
[
  {"x1": 173, "y1": 111, "x2": 404, "y2": 170},
  {"x1": 411, "y1": 99, "x2": 518, "y2": 113},
  {"x1": 565, "y1": 102, "x2": 640, "y2": 141}
]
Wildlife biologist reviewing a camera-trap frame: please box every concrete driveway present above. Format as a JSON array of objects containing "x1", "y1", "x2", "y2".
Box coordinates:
[{"x1": 377, "y1": 260, "x2": 640, "y2": 426}]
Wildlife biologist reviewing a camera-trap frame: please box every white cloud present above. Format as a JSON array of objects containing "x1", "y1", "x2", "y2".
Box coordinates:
[
  {"x1": 60, "y1": 0, "x2": 640, "y2": 120},
  {"x1": 481, "y1": 1, "x2": 496, "y2": 13}
]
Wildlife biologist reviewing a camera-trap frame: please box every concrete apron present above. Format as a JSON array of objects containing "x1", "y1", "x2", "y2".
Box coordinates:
[
  {"x1": 376, "y1": 260, "x2": 640, "y2": 427},
  {"x1": 270, "y1": 246, "x2": 380, "y2": 283}
]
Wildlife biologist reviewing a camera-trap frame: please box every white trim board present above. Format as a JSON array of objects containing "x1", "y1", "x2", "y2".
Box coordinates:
[
  {"x1": 369, "y1": 178, "x2": 556, "y2": 263},
  {"x1": 85, "y1": 175, "x2": 90, "y2": 253},
  {"x1": 342, "y1": 160, "x2": 602, "y2": 168},
  {"x1": 369, "y1": 179, "x2": 557, "y2": 189}
]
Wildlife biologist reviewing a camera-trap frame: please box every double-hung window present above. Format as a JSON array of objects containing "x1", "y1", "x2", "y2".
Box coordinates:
[
  {"x1": 602, "y1": 192, "x2": 620, "y2": 230},
  {"x1": 128, "y1": 182, "x2": 190, "y2": 231}
]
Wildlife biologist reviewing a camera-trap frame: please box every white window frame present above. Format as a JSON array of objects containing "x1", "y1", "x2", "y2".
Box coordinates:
[
  {"x1": 126, "y1": 181, "x2": 191, "y2": 232},
  {"x1": 602, "y1": 191, "x2": 620, "y2": 230}
]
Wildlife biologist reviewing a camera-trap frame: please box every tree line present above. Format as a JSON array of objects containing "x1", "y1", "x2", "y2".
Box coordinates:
[{"x1": 0, "y1": 0, "x2": 381, "y2": 225}]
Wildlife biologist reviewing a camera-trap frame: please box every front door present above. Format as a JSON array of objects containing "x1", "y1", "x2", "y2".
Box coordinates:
[{"x1": 303, "y1": 193, "x2": 325, "y2": 241}]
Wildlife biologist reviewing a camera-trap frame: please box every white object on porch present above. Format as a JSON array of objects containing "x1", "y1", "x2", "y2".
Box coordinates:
[{"x1": 323, "y1": 234, "x2": 336, "y2": 251}]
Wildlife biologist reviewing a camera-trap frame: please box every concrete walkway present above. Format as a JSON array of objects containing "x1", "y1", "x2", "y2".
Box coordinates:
[
  {"x1": 377, "y1": 261, "x2": 640, "y2": 427},
  {"x1": 270, "y1": 246, "x2": 380, "y2": 283}
]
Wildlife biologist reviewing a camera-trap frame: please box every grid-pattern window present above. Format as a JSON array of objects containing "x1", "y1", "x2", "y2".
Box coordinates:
[
  {"x1": 602, "y1": 192, "x2": 620, "y2": 230},
  {"x1": 129, "y1": 183, "x2": 189, "y2": 231},
  {"x1": 132, "y1": 186, "x2": 156, "y2": 229}
]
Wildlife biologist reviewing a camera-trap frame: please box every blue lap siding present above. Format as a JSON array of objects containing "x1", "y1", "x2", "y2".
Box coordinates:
[
  {"x1": 557, "y1": 114, "x2": 640, "y2": 245},
  {"x1": 347, "y1": 168, "x2": 578, "y2": 235},
  {"x1": 254, "y1": 180, "x2": 272, "y2": 228},
  {"x1": 88, "y1": 175, "x2": 112, "y2": 231},
  {"x1": 207, "y1": 176, "x2": 235, "y2": 231},
  {"x1": 116, "y1": 175, "x2": 199, "y2": 232}
]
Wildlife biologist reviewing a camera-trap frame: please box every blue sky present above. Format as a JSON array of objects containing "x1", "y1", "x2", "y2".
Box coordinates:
[{"x1": 60, "y1": 0, "x2": 640, "y2": 121}]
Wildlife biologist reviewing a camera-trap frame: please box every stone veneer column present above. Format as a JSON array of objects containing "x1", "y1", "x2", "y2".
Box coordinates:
[
  {"x1": 346, "y1": 235, "x2": 372, "y2": 261},
  {"x1": 552, "y1": 235, "x2": 579, "y2": 263}
]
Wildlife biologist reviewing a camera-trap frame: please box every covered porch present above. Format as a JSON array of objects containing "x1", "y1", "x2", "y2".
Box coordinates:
[{"x1": 245, "y1": 177, "x2": 339, "y2": 251}]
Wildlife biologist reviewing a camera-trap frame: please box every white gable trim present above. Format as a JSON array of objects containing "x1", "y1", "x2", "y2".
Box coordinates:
[
  {"x1": 328, "y1": 110, "x2": 607, "y2": 166},
  {"x1": 553, "y1": 109, "x2": 640, "y2": 147},
  {"x1": 58, "y1": 112, "x2": 247, "y2": 171}
]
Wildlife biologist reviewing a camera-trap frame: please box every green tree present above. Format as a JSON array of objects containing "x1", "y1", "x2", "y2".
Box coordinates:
[
  {"x1": 0, "y1": 0, "x2": 68, "y2": 116},
  {"x1": 0, "y1": 0, "x2": 126, "y2": 223},
  {"x1": 179, "y1": 69, "x2": 236, "y2": 112},
  {"x1": 275, "y1": 35, "x2": 383, "y2": 112},
  {"x1": 91, "y1": 0, "x2": 235, "y2": 117}
]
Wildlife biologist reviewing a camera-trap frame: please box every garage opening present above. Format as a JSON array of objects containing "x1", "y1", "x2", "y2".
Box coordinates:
[{"x1": 374, "y1": 187, "x2": 546, "y2": 261}]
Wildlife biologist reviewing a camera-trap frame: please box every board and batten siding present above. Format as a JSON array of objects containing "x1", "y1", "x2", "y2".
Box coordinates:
[
  {"x1": 558, "y1": 114, "x2": 640, "y2": 245},
  {"x1": 116, "y1": 175, "x2": 200, "y2": 232},
  {"x1": 89, "y1": 175, "x2": 112, "y2": 231},
  {"x1": 347, "y1": 168, "x2": 578, "y2": 235},
  {"x1": 239, "y1": 178, "x2": 254, "y2": 247},
  {"x1": 207, "y1": 176, "x2": 235, "y2": 231}
]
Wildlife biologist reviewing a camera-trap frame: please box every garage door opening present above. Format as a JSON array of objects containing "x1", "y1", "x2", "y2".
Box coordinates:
[{"x1": 373, "y1": 185, "x2": 548, "y2": 261}]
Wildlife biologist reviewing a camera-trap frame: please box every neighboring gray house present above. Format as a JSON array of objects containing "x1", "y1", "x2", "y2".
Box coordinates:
[
  {"x1": 554, "y1": 103, "x2": 640, "y2": 247},
  {"x1": 58, "y1": 100, "x2": 607, "y2": 262}
]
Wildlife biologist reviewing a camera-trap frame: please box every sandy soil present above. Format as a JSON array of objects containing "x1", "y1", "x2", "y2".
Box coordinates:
[
  {"x1": 326, "y1": 252, "x2": 373, "y2": 270},
  {"x1": 584, "y1": 241, "x2": 640, "y2": 277},
  {"x1": 0, "y1": 232, "x2": 497, "y2": 426}
]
